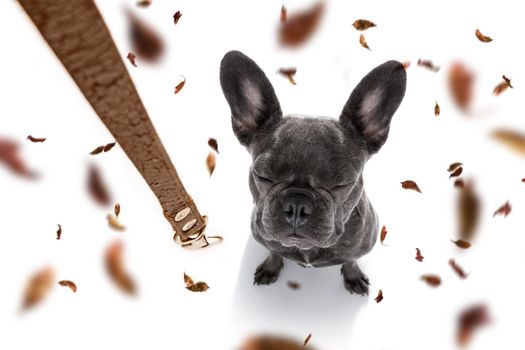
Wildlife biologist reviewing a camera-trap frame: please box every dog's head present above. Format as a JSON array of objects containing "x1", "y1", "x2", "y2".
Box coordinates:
[{"x1": 220, "y1": 51, "x2": 406, "y2": 249}]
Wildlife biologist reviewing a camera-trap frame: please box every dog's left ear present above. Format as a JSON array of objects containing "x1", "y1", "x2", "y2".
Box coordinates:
[{"x1": 339, "y1": 61, "x2": 407, "y2": 155}]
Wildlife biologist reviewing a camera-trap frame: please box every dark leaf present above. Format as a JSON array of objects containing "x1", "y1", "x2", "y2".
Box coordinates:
[
  {"x1": 277, "y1": 67, "x2": 297, "y2": 85},
  {"x1": 457, "y1": 304, "x2": 490, "y2": 347},
  {"x1": 0, "y1": 137, "x2": 37, "y2": 178},
  {"x1": 380, "y1": 225, "x2": 387, "y2": 244},
  {"x1": 456, "y1": 181, "x2": 480, "y2": 240},
  {"x1": 58, "y1": 280, "x2": 77, "y2": 293},
  {"x1": 27, "y1": 135, "x2": 46, "y2": 143},
  {"x1": 183, "y1": 272, "x2": 194, "y2": 288},
  {"x1": 127, "y1": 11, "x2": 164, "y2": 62},
  {"x1": 21, "y1": 266, "x2": 54, "y2": 311},
  {"x1": 434, "y1": 102, "x2": 440, "y2": 116},
  {"x1": 127, "y1": 52, "x2": 137, "y2": 67},
  {"x1": 279, "y1": 2, "x2": 324, "y2": 47},
  {"x1": 173, "y1": 11, "x2": 182, "y2": 25},
  {"x1": 105, "y1": 241, "x2": 136, "y2": 295},
  {"x1": 208, "y1": 138, "x2": 219, "y2": 154},
  {"x1": 56, "y1": 224, "x2": 62, "y2": 240},
  {"x1": 492, "y1": 81, "x2": 508, "y2": 96},
  {"x1": 87, "y1": 164, "x2": 111, "y2": 206},
  {"x1": 454, "y1": 178, "x2": 465, "y2": 188},
  {"x1": 186, "y1": 281, "x2": 210, "y2": 292},
  {"x1": 303, "y1": 333, "x2": 312, "y2": 346},
  {"x1": 136, "y1": 0, "x2": 152, "y2": 8},
  {"x1": 174, "y1": 76, "x2": 186, "y2": 94},
  {"x1": 447, "y1": 162, "x2": 463, "y2": 172},
  {"x1": 114, "y1": 202, "x2": 121, "y2": 218},
  {"x1": 401, "y1": 180, "x2": 422, "y2": 193},
  {"x1": 451, "y1": 239, "x2": 471, "y2": 249},
  {"x1": 420, "y1": 274, "x2": 441, "y2": 287},
  {"x1": 89, "y1": 145, "x2": 104, "y2": 155},
  {"x1": 417, "y1": 59, "x2": 440, "y2": 72},
  {"x1": 415, "y1": 248, "x2": 424, "y2": 262},
  {"x1": 448, "y1": 62, "x2": 474, "y2": 111},
  {"x1": 493, "y1": 201, "x2": 511, "y2": 217},
  {"x1": 502, "y1": 75, "x2": 513, "y2": 88},
  {"x1": 352, "y1": 19, "x2": 376, "y2": 31},
  {"x1": 475, "y1": 29, "x2": 492, "y2": 42},
  {"x1": 492, "y1": 129, "x2": 525, "y2": 155},
  {"x1": 449, "y1": 259, "x2": 469, "y2": 279},
  {"x1": 103, "y1": 142, "x2": 116, "y2": 152},
  {"x1": 287, "y1": 281, "x2": 301, "y2": 290},
  {"x1": 359, "y1": 34, "x2": 370, "y2": 50},
  {"x1": 449, "y1": 167, "x2": 463, "y2": 179},
  {"x1": 374, "y1": 289, "x2": 383, "y2": 303}
]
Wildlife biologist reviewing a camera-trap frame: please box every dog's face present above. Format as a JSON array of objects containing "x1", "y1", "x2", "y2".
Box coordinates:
[{"x1": 220, "y1": 51, "x2": 406, "y2": 250}]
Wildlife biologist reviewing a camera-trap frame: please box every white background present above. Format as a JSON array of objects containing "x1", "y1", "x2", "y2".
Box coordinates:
[{"x1": 1, "y1": 0, "x2": 525, "y2": 349}]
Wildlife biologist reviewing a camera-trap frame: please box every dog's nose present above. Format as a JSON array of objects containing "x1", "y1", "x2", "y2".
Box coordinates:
[{"x1": 281, "y1": 188, "x2": 315, "y2": 228}]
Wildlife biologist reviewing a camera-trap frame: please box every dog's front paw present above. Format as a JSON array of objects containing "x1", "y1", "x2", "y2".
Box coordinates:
[
  {"x1": 341, "y1": 262, "x2": 370, "y2": 295},
  {"x1": 253, "y1": 254, "x2": 284, "y2": 285}
]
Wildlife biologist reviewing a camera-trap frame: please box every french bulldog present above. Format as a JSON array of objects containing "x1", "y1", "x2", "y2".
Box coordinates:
[{"x1": 219, "y1": 51, "x2": 406, "y2": 295}]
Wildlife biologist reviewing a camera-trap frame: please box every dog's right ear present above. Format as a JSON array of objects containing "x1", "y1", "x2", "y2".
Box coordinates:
[{"x1": 220, "y1": 51, "x2": 282, "y2": 147}]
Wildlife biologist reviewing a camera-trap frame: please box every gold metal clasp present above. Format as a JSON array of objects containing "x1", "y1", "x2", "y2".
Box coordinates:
[{"x1": 173, "y1": 215, "x2": 223, "y2": 249}]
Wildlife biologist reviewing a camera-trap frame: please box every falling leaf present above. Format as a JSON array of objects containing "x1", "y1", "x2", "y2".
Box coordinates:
[
  {"x1": 457, "y1": 304, "x2": 490, "y2": 347},
  {"x1": 280, "y1": 5, "x2": 287, "y2": 23},
  {"x1": 114, "y1": 202, "x2": 121, "y2": 218},
  {"x1": 279, "y1": 2, "x2": 324, "y2": 48},
  {"x1": 21, "y1": 266, "x2": 54, "y2": 311},
  {"x1": 415, "y1": 248, "x2": 424, "y2": 262},
  {"x1": 174, "y1": 76, "x2": 186, "y2": 94},
  {"x1": 0, "y1": 137, "x2": 37, "y2": 178},
  {"x1": 56, "y1": 224, "x2": 62, "y2": 240},
  {"x1": 475, "y1": 29, "x2": 492, "y2": 42},
  {"x1": 417, "y1": 59, "x2": 440, "y2": 72},
  {"x1": 208, "y1": 138, "x2": 219, "y2": 154},
  {"x1": 493, "y1": 201, "x2": 511, "y2": 217},
  {"x1": 58, "y1": 280, "x2": 77, "y2": 293},
  {"x1": 359, "y1": 34, "x2": 370, "y2": 50},
  {"x1": 454, "y1": 178, "x2": 465, "y2": 188},
  {"x1": 434, "y1": 102, "x2": 440, "y2": 116},
  {"x1": 287, "y1": 281, "x2": 301, "y2": 290},
  {"x1": 186, "y1": 281, "x2": 210, "y2": 292},
  {"x1": 492, "y1": 75, "x2": 513, "y2": 96},
  {"x1": 183, "y1": 272, "x2": 194, "y2": 288},
  {"x1": 173, "y1": 11, "x2": 182, "y2": 25},
  {"x1": 136, "y1": 0, "x2": 152, "y2": 8},
  {"x1": 103, "y1": 142, "x2": 116, "y2": 152},
  {"x1": 352, "y1": 19, "x2": 376, "y2": 31},
  {"x1": 502, "y1": 75, "x2": 513, "y2": 88},
  {"x1": 448, "y1": 62, "x2": 474, "y2": 111},
  {"x1": 402, "y1": 61, "x2": 411, "y2": 70},
  {"x1": 239, "y1": 335, "x2": 315, "y2": 350},
  {"x1": 522, "y1": 178, "x2": 525, "y2": 183},
  {"x1": 449, "y1": 167, "x2": 463, "y2": 179},
  {"x1": 127, "y1": 10, "x2": 164, "y2": 62},
  {"x1": 107, "y1": 213, "x2": 126, "y2": 231},
  {"x1": 87, "y1": 164, "x2": 111, "y2": 206},
  {"x1": 304, "y1": 333, "x2": 312, "y2": 346},
  {"x1": 451, "y1": 239, "x2": 471, "y2": 249},
  {"x1": 420, "y1": 274, "x2": 441, "y2": 287},
  {"x1": 401, "y1": 180, "x2": 422, "y2": 193},
  {"x1": 374, "y1": 289, "x2": 383, "y2": 303},
  {"x1": 448, "y1": 162, "x2": 463, "y2": 172},
  {"x1": 449, "y1": 259, "x2": 469, "y2": 279},
  {"x1": 492, "y1": 129, "x2": 525, "y2": 155},
  {"x1": 105, "y1": 241, "x2": 136, "y2": 295},
  {"x1": 277, "y1": 67, "x2": 297, "y2": 85},
  {"x1": 27, "y1": 135, "x2": 46, "y2": 143},
  {"x1": 456, "y1": 181, "x2": 480, "y2": 241},
  {"x1": 127, "y1": 52, "x2": 137, "y2": 67},
  {"x1": 89, "y1": 145, "x2": 104, "y2": 155},
  {"x1": 206, "y1": 152, "x2": 216, "y2": 176},
  {"x1": 380, "y1": 225, "x2": 387, "y2": 244}
]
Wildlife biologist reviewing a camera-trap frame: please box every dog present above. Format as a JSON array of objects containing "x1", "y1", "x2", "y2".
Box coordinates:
[{"x1": 219, "y1": 51, "x2": 406, "y2": 295}]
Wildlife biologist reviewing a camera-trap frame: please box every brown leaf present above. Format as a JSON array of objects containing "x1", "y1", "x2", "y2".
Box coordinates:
[
  {"x1": 0, "y1": 138, "x2": 37, "y2": 178},
  {"x1": 127, "y1": 11, "x2": 164, "y2": 62},
  {"x1": 449, "y1": 166, "x2": 463, "y2": 179},
  {"x1": 186, "y1": 281, "x2": 210, "y2": 292},
  {"x1": 493, "y1": 201, "x2": 511, "y2": 217},
  {"x1": 58, "y1": 280, "x2": 77, "y2": 293},
  {"x1": 87, "y1": 164, "x2": 111, "y2": 206},
  {"x1": 448, "y1": 62, "x2": 474, "y2": 111},
  {"x1": 434, "y1": 102, "x2": 440, "y2": 116},
  {"x1": 492, "y1": 81, "x2": 508, "y2": 96},
  {"x1": 380, "y1": 225, "x2": 387, "y2": 244},
  {"x1": 183, "y1": 272, "x2": 195, "y2": 288},
  {"x1": 475, "y1": 29, "x2": 492, "y2": 43},
  {"x1": 417, "y1": 58, "x2": 440, "y2": 72},
  {"x1": 136, "y1": 0, "x2": 152, "y2": 8},
  {"x1": 352, "y1": 19, "x2": 376, "y2": 31},
  {"x1": 239, "y1": 335, "x2": 316, "y2": 350},
  {"x1": 402, "y1": 61, "x2": 411, "y2": 70},
  {"x1": 277, "y1": 67, "x2": 297, "y2": 85},
  {"x1": 401, "y1": 180, "x2": 421, "y2": 193},
  {"x1": 173, "y1": 11, "x2": 182, "y2": 25},
  {"x1": 206, "y1": 151, "x2": 216, "y2": 176},
  {"x1": 522, "y1": 178, "x2": 525, "y2": 183},
  {"x1": 451, "y1": 239, "x2": 471, "y2": 249},
  {"x1": 105, "y1": 241, "x2": 136, "y2": 295},
  {"x1": 374, "y1": 289, "x2": 383, "y2": 303},
  {"x1": 447, "y1": 162, "x2": 463, "y2": 172},
  {"x1": 415, "y1": 248, "x2": 424, "y2": 262},
  {"x1": 454, "y1": 178, "x2": 465, "y2": 188},
  {"x1": 457, "y1": 304, "x2": 490, "y2": 347},
  {"x1": 107, "y1": 213, "x2": 126, "y2": 231},
  {"x1": 280, "y1": 5, "x2": 287, "y2": 23},
  {"x1": 56, "y1": 224, "x2": 62, "y2": 240},
  {"x1": 492, "y1": 129, "x2": 525, "y2": 155},
  {"x1": 420, "y1": 274, "x2": 441, "y2": 287},
  {"x1": 287, "y1": 281, "x2": 301, "y2": 290},
  {"x1": 359, "y1": 34, "x2": 370, "y2": 50},
  {"x1": 89, "y1": 145, "x2": 104, "y2": 155},
  {"x1": 21, "y1": 266, "x2": 54, "y2": 311},
  {"x1": 127, "y1": 52, "x2": 137, "y2": 67},
  {"x1": 456, "y1": 181, "x2": 480, "y2": 241},
  {"x1": 279, "y1": 2, "x2": 324, "y2": 48},
  {"x1": 174, "y1": 76, "x2": 186, "y2": 94},
  {"x1": 303, "y1": 333, "x2": 312, "y2": 346},
  {"x1": 27, "y1": 135, "x2": 46, "y2": 143},
  {"x1": 114, "y1": 202, "x2": 121, "y2": 218},
  {"x1": 208, "y1": 138, "x2": 219, "y2": 154},
  {"x1": 502, "y1": 75, "x2": 513, "y2": 88},
  {"x1": 449, "y1": 259, "x2": 469, "y2": 279},
  {"x1": 103, "y1": 142, "x2": 116, "y2": 152}
]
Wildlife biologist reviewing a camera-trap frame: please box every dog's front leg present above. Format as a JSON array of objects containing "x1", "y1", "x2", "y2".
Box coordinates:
[
  {"x1": 253, "y1": 254, "x2": 284, "y2": 285},
  {"x1": 341, "y1": 261, "x2": 370, "y2": 295}
]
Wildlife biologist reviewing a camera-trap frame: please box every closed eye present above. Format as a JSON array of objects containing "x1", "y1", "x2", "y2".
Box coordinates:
[
  {"x1": 253, "y1": 172, "x2": 273, "y2": 183},
  {"x1": 331, "y1": 182, "x2": 354, "y2": 191}
]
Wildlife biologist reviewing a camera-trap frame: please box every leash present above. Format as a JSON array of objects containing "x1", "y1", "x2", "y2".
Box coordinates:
[{"x1": 18, "y1": 0, "x2": 221, "y2": 249}]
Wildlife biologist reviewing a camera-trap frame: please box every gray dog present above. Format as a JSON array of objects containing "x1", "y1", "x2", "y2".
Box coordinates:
[{"x1": 219, "y1": 51, "x2": 406, "y2": 295}]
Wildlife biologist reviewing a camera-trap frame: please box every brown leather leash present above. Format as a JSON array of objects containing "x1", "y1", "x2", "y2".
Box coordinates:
[{"x1": 17, "y1": 0, "x2": 221, "y2": 249}]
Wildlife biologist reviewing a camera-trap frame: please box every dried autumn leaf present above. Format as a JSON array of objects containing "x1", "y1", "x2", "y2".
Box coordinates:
[
  {"x1": 174, "y1": 76, "x2": 186, "y2": 94},
  {"x1": 359, "y1": 34, "x2": 370, "y2": 50},
  {"x1": 127, "y1": 10, "x2": 164, "y2": 62},
  {"x1": 457, "y1": 304, "x2": 490, "y2": 347},
  {"x1": 522, "y1": 178, "x2": 525, "y2": 183},
  {"x1": 374, "y1": 289, "x2": 383, "y2": 303},
  {"x1": 183, "y1": 272, "x2": 194, "y2": 288},
  {"x1": 415, "y1": 248, "x2": 424, "y2": 262},
  {"x1": 107, "y1": 213, "x2": 126, "y2": 231},
  {"x1": 401, "y1": 180, "x2": 421, "y2": 193},
  {"x1": 277, "y1": 67, "x2": 297, "y2": 85},
  {"x1": 454, "y1": 178, "x2": 465, "y2": 188},
  {"x1": 173, "y1": 11, "x2": 182, "y2": 25},
  {"x1": 127, "y1": 52, "x2": 137, "y2": 67},
  {"x1": 434, "y1": 102, "x2": 440, "y2": 116},
  {"x1": 21, "y1": 266, "x2": 54, "y2": 311},
  {"x1": 136, "y1": 0, "x2": 152, "y2": 8},
  {"x1": 475, "y1": 29, "x2": 492, "y2": 43},
  {"x1": 304, "y1": 333, "x2": 312, "y2": 346},
  {"x1": 493, "y1": 201, "x2": 511, "y2": 217},
  {"x1": 502, "y1": 75, "x2": 513, "y2": 88},
  {"x1": 451, "y1": 239, "x2": 471, "y2": 249},
  {"x1": 492, "y1": 75, "x2": 512, "y2": 96},
  {"x1": 89, "y1": 145, "x2": 104, "y2": 155},
  {"x1": 456, "y1": 181, "x2": 480, "y2": 241},
  {"x1": 27, "y1": 135, "x2": 46, "y2": 143},
  {"x1": 87, "y1": 164, "x2": 111, "y2": 206},
  {"x1": 402, "y1": 61, "x2": 411, "y2": 70},
  {"x1": 417, "y1": 59, "x2": 440, "y2": 72},
  {"x1": 56, "y1": 224, "x2": 62, "y2": 240},
  {"x1": 206, "y1": 151, "x2": 216, "y2": 176},
  {"x1": 420, "y1": 274, "x2": 441, "y2": 287},
  {"x1": 186, "y1": 281, "x2": 210, "y2": 292},
  {"x1": 114, "y1": 202, "x2": 121, "y2": 218},
  {"x1": 352, "y1": 19, "x2": 376, "y2": 31},
  {"x1": 208, "y1": 138, "x2": 219, "y2": 154},
  {"x1": 449, "y1": 259, "x2": 469, "y2": 279},
  {"x1": 279, "y1": 2, "x2": 324, "y2": 48},
  {"x1": 492, "y1": 129, "x2": 525, "y2": 155},
  {"x1": 449, "y1": 166, "x2": 463, "y2": 179},
  {"x1": 105, "y1": 241, "x2": 136, "y2": 295},
  {"x1": 448, "y1": 162, "x2": 463, "y2": 172},
  {"x1": 103, "y1": 142, "x2": 116, "y2": 152},
  {"x1": 239, "y1": 335, "x2": 315, "y2": 350},
  {"x1": 58, "y1": 280, "x2": 77, "y2": 293},
  {"x1": 448, "y1": 62, "x2": 474, "y2": 111},
  {"x1": 280, "y1": 5, "x2": 287, "y2": 23},
  {"x1": 0, "y1": 138, "x2": 37, "y2": 178},
  {"x1": 287, "y1": 281, "x2": 301, "y2": 290},
  {"x1": 380, "y1": 225, "x2": 387, "y2": 244}
]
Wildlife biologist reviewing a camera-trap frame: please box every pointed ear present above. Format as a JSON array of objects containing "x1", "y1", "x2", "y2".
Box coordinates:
[
  {"x1": 339, "y1": 61, "x2": 407, "y2": 155},
  {"x1": 220, "y1": 50, "x2": 282, "y2": 147}
]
